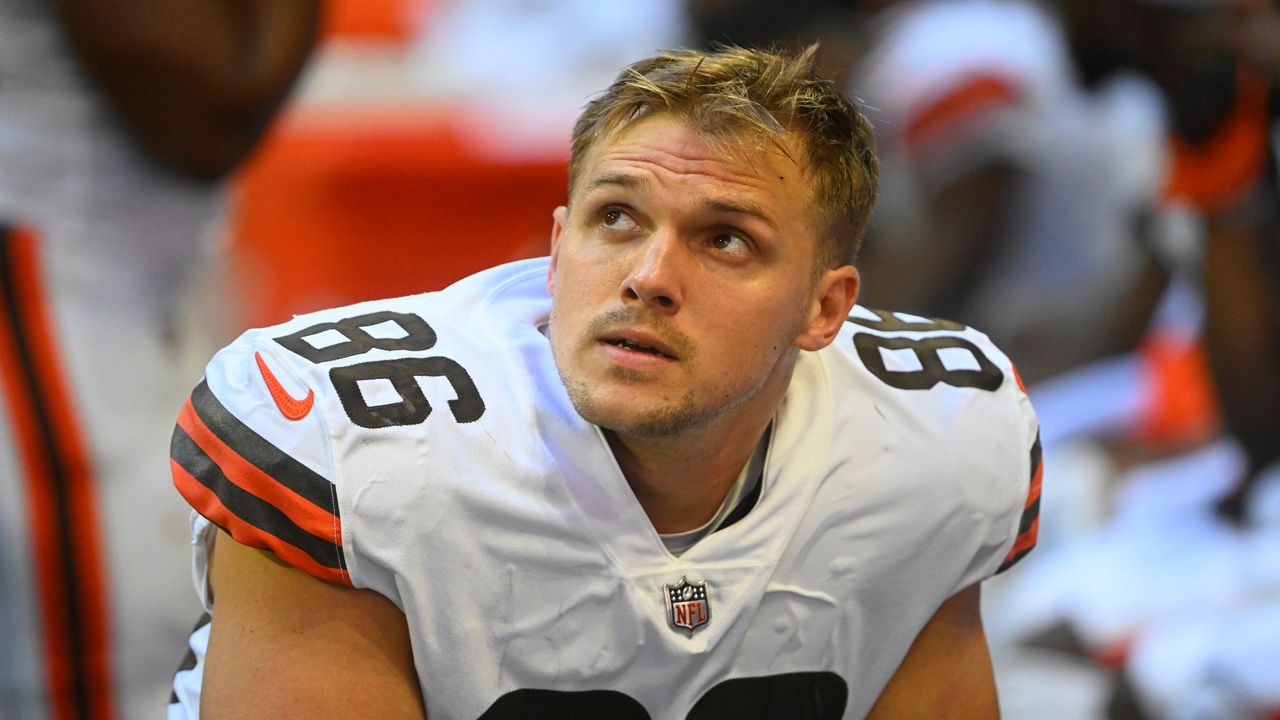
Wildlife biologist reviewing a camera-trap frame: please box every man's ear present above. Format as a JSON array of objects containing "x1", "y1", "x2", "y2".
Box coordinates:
[
  {"x1": 547, "y1": 205, "x2": 568, "y2": 295},
  {"x1": 794, "y1": 265, "x2": 859, "y2": 352}
]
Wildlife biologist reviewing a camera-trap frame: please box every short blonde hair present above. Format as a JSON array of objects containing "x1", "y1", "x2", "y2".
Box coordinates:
[{"x1": 569, "y1": 44, "x2": 878, "y2": 268}]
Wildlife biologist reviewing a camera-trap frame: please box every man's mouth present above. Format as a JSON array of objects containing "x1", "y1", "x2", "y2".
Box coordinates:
[
  {"x1": 584, "y1": 311, "x2": 689, "y2": 362},
  {"x1": 599, "y1": 330, "x2": 680, "y2": 360},
  {"x1": 605, "y1": 338, "x2": 672, "y2": 357}
]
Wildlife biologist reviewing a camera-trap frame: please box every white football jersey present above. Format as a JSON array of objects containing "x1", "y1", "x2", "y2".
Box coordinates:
[{"x1": 170, "y1": 257, "x2": 1041, "y2": 719}]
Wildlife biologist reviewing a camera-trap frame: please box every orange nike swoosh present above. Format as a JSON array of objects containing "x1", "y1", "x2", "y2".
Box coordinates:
[{"x1": 254, "y1": 351, "x2": 315, "y2": 420}]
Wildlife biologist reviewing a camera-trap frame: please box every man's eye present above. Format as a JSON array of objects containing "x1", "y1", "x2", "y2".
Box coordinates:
[
  {"x1": 710, "y1": 232, "x2": 751, "y2": 256},
  {"x1": 602, "y1": 208, "x2": 638, "y2": 231}
]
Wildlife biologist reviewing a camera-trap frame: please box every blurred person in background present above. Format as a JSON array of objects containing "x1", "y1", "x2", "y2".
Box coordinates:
[
  {"x1": 845, "y1": 3, "x2": 1170, "y2": 716},
  {"x1": 1107, "y1": 0, "x2": 1280, "y2": 716},
  {"x1": 853, "y1": 0, "x2": 1171, "y2": 388},
  {"x1": 0, "y1": 1, "x2": 321, "y2": 717},
  {"x1": 945, "y1": 0, "x2": 1280, "y2": 716},
  {"x1": 1202, "y1": 0, "x2": 1280, "y2": 525}
]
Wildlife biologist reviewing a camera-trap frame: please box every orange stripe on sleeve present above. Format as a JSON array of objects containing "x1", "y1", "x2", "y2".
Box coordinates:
[
  {"x1": 1011, "y1": 362, "x2": 1028, "y2": 394},
  {"x1": 176, "y1": 397, "x2": 340, "y2": 544},
  {"x1": 172, "y1": 460, "x2": 349, "y2": 585},
  {"x1": 998, "y1": 434, "x2": 1042, "y2": 573},
  {"x1": 1025, "y1": 451, "x2": 1043, "y2": 511},
  {"x1": 1006, "y1": 517, "x2": 1039, "y2": 558}
]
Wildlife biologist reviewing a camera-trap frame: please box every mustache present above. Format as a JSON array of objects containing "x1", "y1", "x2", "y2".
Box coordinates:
[{"x1": 584, "y1": 306, "x2": 695, "y2": 359}]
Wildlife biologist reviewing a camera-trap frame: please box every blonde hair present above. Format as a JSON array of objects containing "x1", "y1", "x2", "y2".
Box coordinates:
[{"x1": 569, "y1": 44, "x2": 878, "y2": 268}]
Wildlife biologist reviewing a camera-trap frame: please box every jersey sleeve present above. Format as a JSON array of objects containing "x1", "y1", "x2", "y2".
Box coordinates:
[
  {"x1": 169, "y1": 329, "x2": 351, "y2": 587},
  {"x1": 960, "y1": 334, "x2": 1041, "y2": 581},
  {"x1": 995, "y1": 426, "x2": 1042, "y2": 574},
  {"x1": 840, "y1": 306, "x2": 1042, "y2": 586}
]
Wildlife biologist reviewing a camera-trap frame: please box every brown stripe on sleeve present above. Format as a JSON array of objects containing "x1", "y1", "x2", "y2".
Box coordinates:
[
  {"x1": 997, "y1": 432, "x2": 1042, "y2": 574},
  {"x1": 170, "y1": 389, "x2": 349, "y2": 586}
]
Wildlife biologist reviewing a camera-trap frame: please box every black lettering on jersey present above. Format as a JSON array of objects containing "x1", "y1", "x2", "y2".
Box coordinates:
[
  {"x1": 478, "y1": 689, "x2": 649, "y2": 720},
  {"x1": 331, "y1": 357, "x2": 485, "y2": 428},
  {"x1": 847, "y1": 311, "x2": 1003, "y2": 392},
  {"x1": 687, "y1": 672, "x2": 847, "y2": 720},
  {"x1": 275, "y1": 311, "x2": 437, "y2": 363},
  {"x1": 274, "y1": 311, "x2": 487, "y2": 428},
  {"x1": 854, "y1": 334, "x2": 1003, "y2": 391},
  {"x1": 476, "y1": 672, "x2": 847, "y2": 720}
]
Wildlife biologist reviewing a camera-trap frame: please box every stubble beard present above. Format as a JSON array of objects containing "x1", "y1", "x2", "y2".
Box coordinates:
[
  {"x1": 561, "y1": 373, "x2": 710, "y2": 438},
  {"x1": 549, "y1": 305, "x2": 806, "y2": 439}
]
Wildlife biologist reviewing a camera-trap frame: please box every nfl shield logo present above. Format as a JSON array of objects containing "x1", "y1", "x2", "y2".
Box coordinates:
[{"x1": 663, "y1": 576, "x2": 711, "y2": 636}]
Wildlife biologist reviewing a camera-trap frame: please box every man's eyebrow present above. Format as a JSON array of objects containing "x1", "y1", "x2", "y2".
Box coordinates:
[
  {"x1": 706, "y1": 198, "x2": 777, "y2": 229},
  {"x1": 585, "y1": 172, "x2": 646, "y2": 192},
  {"x1": 584, "y1": 172, "x2": 778, "y2": 229}
]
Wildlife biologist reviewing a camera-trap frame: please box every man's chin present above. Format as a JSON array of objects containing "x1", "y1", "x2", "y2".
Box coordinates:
[{"x1": 570, "y1": 394, "x2": 706, "y2": 439}]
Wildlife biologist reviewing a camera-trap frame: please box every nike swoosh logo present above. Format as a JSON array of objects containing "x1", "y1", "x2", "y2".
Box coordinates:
[{"x1": 255, "y1": 351, "x2": 315, "y2": 420}]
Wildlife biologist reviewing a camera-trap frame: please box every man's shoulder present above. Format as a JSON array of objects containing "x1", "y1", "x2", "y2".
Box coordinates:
[
  {"x1": 812, "y1": 305, "x2": 1037, "y2": 484},
  {"x1": 191, "y1": 256, "x2": 555, "y2": 486},
  {"x1": 174, "y1": 258, "x2": 563, "y2": 587},
  {"x1": 805, "y1": 305, "x2": 1042, "y2": 578}
]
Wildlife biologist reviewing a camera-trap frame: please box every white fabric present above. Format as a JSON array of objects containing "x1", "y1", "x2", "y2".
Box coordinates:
[
  {"x1": 1131, "y1": 597, "x2": 1280, "y2": 717},
  {"x1": 1120, "y1": 458, "x2": 1280, "y2": 718},
  {"x1": 167, "y1": 619, "x2": 211, "y2": 720},
  {"x1": 1128, "y1": 598, "x2": 1280, "y2": 719},
  {"x1": 0, "y1": 0, "x2": 225, "y2": 717},
  {"x1": 175, "y1": 257, "x2": 1039, "y2": 719}
]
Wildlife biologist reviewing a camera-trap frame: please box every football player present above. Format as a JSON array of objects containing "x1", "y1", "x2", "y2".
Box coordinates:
[{"x1": 168, "y1": 45, "x2": 1041, "y2": 719}]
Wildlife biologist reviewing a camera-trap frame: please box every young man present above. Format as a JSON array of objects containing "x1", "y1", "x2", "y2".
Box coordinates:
[{"x1": 169, "y1": 46, "x2": 1041, "y2": 718}]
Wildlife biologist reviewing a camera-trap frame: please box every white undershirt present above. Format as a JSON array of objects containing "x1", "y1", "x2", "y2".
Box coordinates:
[{"x1": 659, "y1": 428, "x2": 769, "y2": 556}]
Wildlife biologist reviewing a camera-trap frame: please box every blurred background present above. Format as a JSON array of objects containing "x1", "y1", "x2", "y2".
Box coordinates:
[{"x1": 1, "y1": 0, "x2": 1278, "y2": 717}]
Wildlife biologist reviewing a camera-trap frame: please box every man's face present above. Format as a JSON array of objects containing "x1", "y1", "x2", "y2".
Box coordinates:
[{"x1": 546, "y1": 113, "x2": 850, "y2": 438}]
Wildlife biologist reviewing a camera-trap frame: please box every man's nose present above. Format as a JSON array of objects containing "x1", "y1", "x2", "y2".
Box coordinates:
[{"x1": 621, "y1": 230, "x2": 684, "y2": 314}]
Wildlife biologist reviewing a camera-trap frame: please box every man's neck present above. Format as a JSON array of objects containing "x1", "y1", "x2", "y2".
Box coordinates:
[{"x1": 605, "y1": 410, "x2": 774, "y2": 535}]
